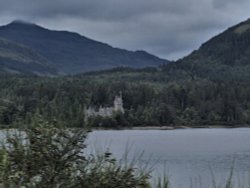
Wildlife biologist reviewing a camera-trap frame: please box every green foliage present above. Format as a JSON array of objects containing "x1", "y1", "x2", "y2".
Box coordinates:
[
  {"x1": 1, "y1": 67, "x2": 250, "y2": 128},
  {"x1": 0, "y1": 119, "x2": 151, "y2": 188}
]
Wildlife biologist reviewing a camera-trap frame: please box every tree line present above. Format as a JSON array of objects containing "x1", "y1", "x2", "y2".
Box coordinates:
[{"x1": 0, "y1": 64, "x2": 250, "y2": 128}]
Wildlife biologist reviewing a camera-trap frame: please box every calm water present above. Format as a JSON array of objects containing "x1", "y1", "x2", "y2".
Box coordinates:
[{"x1": 87, "y1": 128, "x2": 250, "y2": 188}]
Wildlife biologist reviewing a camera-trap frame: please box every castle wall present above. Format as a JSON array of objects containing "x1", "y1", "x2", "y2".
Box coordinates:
[{"x1": 85, "y1": 95, "x2": 124, "y2": 121}]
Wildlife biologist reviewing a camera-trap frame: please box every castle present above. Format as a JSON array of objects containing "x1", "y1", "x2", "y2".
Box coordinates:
[{"x1": 85, "y1": 94, "x2": 124, "y2": 121}]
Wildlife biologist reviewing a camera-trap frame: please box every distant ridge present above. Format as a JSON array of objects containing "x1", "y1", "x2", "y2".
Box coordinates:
[{"x1": 0, "y1": 20, "x2": 169, "y2": 75}]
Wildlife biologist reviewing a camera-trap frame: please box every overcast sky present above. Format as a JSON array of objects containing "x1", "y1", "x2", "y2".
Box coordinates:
[{"x1": 0, "y1": 0, "x2": 250, "y2": 60}]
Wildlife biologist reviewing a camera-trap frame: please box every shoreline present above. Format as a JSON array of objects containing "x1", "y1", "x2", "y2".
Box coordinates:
[
  {"x1": 92, "y1": 124, "x2": 250, "y2": 131},
  {"x1": 1, "y1": 124, "x2": 250, "y2": 131}
]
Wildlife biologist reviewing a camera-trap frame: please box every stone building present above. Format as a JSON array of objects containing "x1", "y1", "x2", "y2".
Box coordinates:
[{"x1": 85, "y1": 93, "x2": 124, "y2": 121}]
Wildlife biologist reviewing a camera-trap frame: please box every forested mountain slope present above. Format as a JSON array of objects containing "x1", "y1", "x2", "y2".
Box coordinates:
[
  {"x1": 0, "y1": 21, "x2": 168, "y2": 74},
  {"x1": 179, "y1": 18, "x2": 250, "y2": 66},
  {"x1": 0, "y1": 37, "x2": 56, "y2": 75}
]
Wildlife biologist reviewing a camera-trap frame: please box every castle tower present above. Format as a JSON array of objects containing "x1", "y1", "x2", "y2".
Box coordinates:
[
  {"x1": 114, "y1": 92, "x2": 124, "y2": 113},
  {"x1": 84, "y1": 93, "x2": 125, "y2": 123}
]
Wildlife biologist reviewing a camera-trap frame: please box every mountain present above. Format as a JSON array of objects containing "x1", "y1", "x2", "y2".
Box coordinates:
[
  {"x1": 178, "y1": 18, "x2": 250, "y2": 66},
  {"x1": 0, "y1": 37, "x2": 56, "y2": 75},
  {"x1": 0, "y1": 20, "x2": 169, "y2": 74},
  {"x1": 156, "y1": 18, "x2": 250, "y2": 82}
]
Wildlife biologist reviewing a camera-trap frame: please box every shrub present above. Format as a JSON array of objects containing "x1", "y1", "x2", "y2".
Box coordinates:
[{"x1": 0, "y1": 120, "x2": 151, "y2": 188}]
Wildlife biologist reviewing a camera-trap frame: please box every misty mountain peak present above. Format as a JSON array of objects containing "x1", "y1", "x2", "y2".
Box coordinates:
[
  {"x1": 5, "y1": 20, "x2": 44, "y2": 31},
  {"x1": 9, "y1": 20, "x2": 37, "y2": 27}
]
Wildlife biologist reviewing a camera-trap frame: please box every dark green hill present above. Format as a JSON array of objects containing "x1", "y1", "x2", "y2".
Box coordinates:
[
  {"x1": 178, "y1": 19, "x2": 250, "y2": 66},
  {"x1": 0, "y1": 21, "x2": 168, "y2": 74},
  {"x1": 158, "y1": 18, "x2": 250, "y2": 82},
  {"x1": 0, "y1": 37, "x2": 56, "y2": 75}
]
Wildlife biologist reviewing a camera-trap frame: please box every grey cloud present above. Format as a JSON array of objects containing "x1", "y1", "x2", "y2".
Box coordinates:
[
  {"x1": 0, "y1": 0, "x2": 194, "y2": 21},
  {"x1": 212, "y1": 0, "x2": 249, "y2": 9},
  {"x1": 0, "y1": 0, "x2": 250, "y2": 60}
]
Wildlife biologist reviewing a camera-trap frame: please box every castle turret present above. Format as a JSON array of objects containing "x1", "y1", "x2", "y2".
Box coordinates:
[{"x1": 114, "y1": 92, "x2": 124, "y2": 113}]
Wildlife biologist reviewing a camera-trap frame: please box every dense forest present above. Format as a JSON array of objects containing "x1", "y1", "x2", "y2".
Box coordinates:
[{"x1": 1, "y1": 62, "x2": 250, "y2": 128}]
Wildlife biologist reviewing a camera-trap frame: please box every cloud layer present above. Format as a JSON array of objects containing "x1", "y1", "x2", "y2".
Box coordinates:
[{"x1": 0, "y1": 0, "x2": 250, "y2": 60}]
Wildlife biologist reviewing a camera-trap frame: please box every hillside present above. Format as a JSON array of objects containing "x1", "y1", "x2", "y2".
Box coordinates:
[
  {"x1": 0, "y1": 21, "x2": 169, "y2": 74},
  {"x1": 155, "y1": 19, "x2": 250, "y2": 82},
  {"x1": 0, "y1": 37, "x2": 56, "y2": 75},
  {"x1": 177, "y1": 19, "x2": 250, "y2": 65}
]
